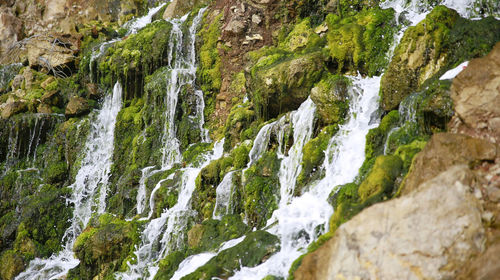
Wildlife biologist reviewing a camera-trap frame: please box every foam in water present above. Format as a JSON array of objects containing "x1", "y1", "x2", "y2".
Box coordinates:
[{"x1": 15, "y1": 82, "x2": 123, "y2": 280}]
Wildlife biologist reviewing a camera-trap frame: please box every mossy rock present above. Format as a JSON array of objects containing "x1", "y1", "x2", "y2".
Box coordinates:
[
  {"x1": 182, "y1": 230, "x2": 280, "y2": 280},
  {"x1": 250, "y1": 52, "x2": 325, "y2": 120},
  {"x1": 223, "y1": 102, "x2": 256, "y2": 151},
  {"x1": 72, "y1": 214, "x2": 141, "y2": 279},
  {"x1": 358, "y1": 155, "x2": 403, "y2": 202},
  {"x1": 364, "y1": 110, "x2": 400, "y2": 162},
  {"x1": 325, "y1": 7, "x2": 395, "y2": 76},
  {"x1": 297, "y1": 125, "x2": 339, "y2": 189},
  {"x1": 0, "y1": 250, "x2": 24, "y2": 280},
  {"x1": 192, "y1": 156, "x2": 234, "y2": 220},
  {"x1": 279, "y1": 18, "x2": 323, "y2": 53},
  {"x1": 380, "y1": 6, "x2": 500, "y2": 111},
  {"x1": 310, "y1": 74, "x2": 349, "y2": 125},
  {"x1": 243, "y1": 151, "x2": 281, "y2": 229},
  {"x1": 394, "y1": 139, "x2": 427, "y2": 172},
  {"x1": 154, "y1": 250, "x2": 186, "y2": 280},
  {"x1": 96, "y1": 20, "x2": 174, "y2": 99},
  {"x1": 187, "y1": 215, "x2": 249, "y2": 254}
]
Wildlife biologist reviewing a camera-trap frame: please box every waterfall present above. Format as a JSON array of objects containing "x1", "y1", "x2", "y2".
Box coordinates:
[
  {"x1": 116, "y1": 8, "x2": 213, "y2": 280},
  {"x1": 15, "y1": 82, "x2": 123, "y2": 280},
  {"x1": 230, "y1": 75, "x2": 381, "y2": 279},
  {"x1": 116, "y1": 140, "x2": 224, "y2": 280},
  {"x1": 277, "y1": 98, "x2": 316, "y2": 206}
]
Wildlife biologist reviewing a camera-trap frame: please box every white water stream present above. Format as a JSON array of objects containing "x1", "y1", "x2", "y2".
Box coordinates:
[
  {"x1": 116, "y1": 140, "x2": 224, "y2": 280},
  {"x1": 15, "y1": 82, "x2": 123, "y2": 280}
]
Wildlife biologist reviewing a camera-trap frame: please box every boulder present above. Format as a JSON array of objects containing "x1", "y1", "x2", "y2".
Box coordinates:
[
  {"x1": 163, "y1": 0, "x2": 210, "y2": 19},
  {"x1": 26, "y1": 35, "x2": 77, "y2": 72},
  {"x1": 251, "y1": 52, "x2": 324, "y2": 119},
  {"x1": 295, "y1": 165, "x2": 484, "y2": 280},
  {"x1": 41, "y1": 90, "x2": 62, "y2": 107},
  {"x1": 1, "y1": 100, "x2": 28, "y2": 119},
  {"x1": 65, "y1": 96, "x2": 90, "y2": 118},
  {"x1": 401, "y1": 132, "x2": 497, "y2": 195},
  {"x1": 310, "y1": 74, "x2": 348, "y2": 125},
  {"x1": 451, "y1": 42, "x2": 500, "y2": 143}
]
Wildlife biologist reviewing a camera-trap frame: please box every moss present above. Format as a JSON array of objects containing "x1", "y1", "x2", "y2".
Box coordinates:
[
  {"x1": 183, "y1": 231, "x2": 279, "y2": 280},
  {"x1": 155, "y1": 251, "x2": 186, "y2": 280},
  {"x1": 193, "y1": 156, "x2": 235, "y2": 220},
  {"x1": 72, "y1": 214, "x2": 141, "y2": 279},
  {"x1": 230, "y1": 142, "x2": 251, "y2": 169},
  {"x1": 182, "y1": 142, "x2": 211, "y2": 166},
  {"x1": 297, "y1": 125, "x2": 338, "y2": 189},
  {"x1": 364, "y1": 110, "x2": 400, "y2": 162},
  {"x1": 96, "y1": 20, "x2": 173, "y2": 99},
  {"x1": 249, "y1": 52, "x2": 325, "y2": 120},
  {"x1": 223, "y1": 102, "x2": 256, "y2": 151},
  {"x1": 0, "y1": 250, "x2": 25, "y2": 280},
  {"x1": 197, "y1": 12, "x2": 223, "y2": 124},
  {"x1": 243, "y1": 151, "x2": 281, "y2": 229},
  {"x1": 187, "y1": 215, "x2": 249, "y2": 254},
  {"x1": 310, "y1": 74, "x2": 350, "y2": 125},
  {"x1": 279, "y1": 18, "x2": 323, "y2": 53},
  {"x1": 325, "y1": 7, "x2": 396, "y2": 76},
  {"x1": 358, "y1": 155, "x2": 403, "y2": 202},
  {"x1": 381, "y1": 6, "x2": 500, "y2": 111},
  {"x1": 44, "y1": 161, "x2": 68, "y2": 184},
  {"x1": 15, "y1": 184, "x2": 72, "y2": 259},
  {"x1": 394, "y1": 139, "x2": 427, "y2": 172}
]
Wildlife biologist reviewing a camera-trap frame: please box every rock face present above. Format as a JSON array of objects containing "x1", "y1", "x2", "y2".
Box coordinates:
[
  {"x1": 401, "y1": 132, "x2": 497, "y2": 195},
  {"x1": 451, "y1": 42, "x2": 500, "y2": 143},
  {"x1": 163, "y1": 0, "x2": 210, "y2": 19},
  {"x1": 295, "y1": 165, "x2": 484, "y2": 280},
  {"x1": 0, "y1": 8, "x2": 22, "y2": 58},
  {"x1": 65, "y1": 96, "x2": 90, "y2": 118}
]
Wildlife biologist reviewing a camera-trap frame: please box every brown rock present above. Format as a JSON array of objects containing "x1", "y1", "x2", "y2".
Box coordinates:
[
  {"x1": 41, "y1": 90, "x2": 62, "y2": 107},
  {"x1": 37, "y1": 103, "x2": 53, "y2": 114},
  {"x1": 40, "y1": 76, "x2": 55, "y2": 90},
  {"x1": 65, "y1": 96, "x2": 90, "y2": 118},
  {"x1": 163, "y1": 0, "x2": 210, "y2": 19},
  {"x1": 1, "y1": 100, "x2": 28, "y2": 119},
  {"x1": 401, "y1": 132, "x2": 497, "y2": 195},
  {"x1": 451, "y1": 42, "x2": 500, "y2": 143},
  {"x1": 459, "y1": 242, "x2": 500, "y2": 280},
  {"x1": 295, "y1": 165, "x2": 484, "y2": 280},
  {"x1": 86, "y1": 83, "x2": 100, "y2": 100},
  {"x1": 0, "y1": 8, "x2": 23, "y2": 57}
]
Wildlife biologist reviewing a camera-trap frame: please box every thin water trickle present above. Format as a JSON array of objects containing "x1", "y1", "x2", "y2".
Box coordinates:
[
  {"x1": 213, "y1": 170, "x2": 237, "y2": 219},
  {"x1": 15, "y1": 82, "x2": 123, "y2": 280}
]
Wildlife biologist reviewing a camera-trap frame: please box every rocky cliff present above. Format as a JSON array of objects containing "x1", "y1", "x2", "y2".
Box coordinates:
[{"x1": 0, "y1": 0, "x2": 500, "y2": 279}]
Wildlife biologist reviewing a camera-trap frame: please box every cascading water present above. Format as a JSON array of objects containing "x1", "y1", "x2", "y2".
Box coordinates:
[
  {"x1": 230, "y1": 75, "x2": 381, "y2": 279},
  {"x1": 116, "y1": 140, "x2": 224, "y2": 280},
  {"x1": 15, "y1": 82, "x2": 123, "y2": 280},
  {"x1": 116, "y1": 8, "x2": 213, "y2": 280}
]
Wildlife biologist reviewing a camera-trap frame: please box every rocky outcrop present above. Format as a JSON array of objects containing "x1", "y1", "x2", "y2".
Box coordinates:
[
  {"x1": 65, "y1": 96, "x2": 90, "y2": 118},
  {"x1": 251, "y1": 52, "x2": 324, "y2": 119},
  {"x1": 295, "y1": 165, "x2": 484, "y2": 280},
  {"x1": 0, "y1": 0, "x2": 149, "y2": 57},
  {"x1": 401, "y1": 132, "x2": 497, "y2": 195},
  {"x1": 1, "y1": 100, "x2": 28, "y2": 119},
  {"x1": 450, "y1": 42, "x2": 500, "y2": 143}
]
